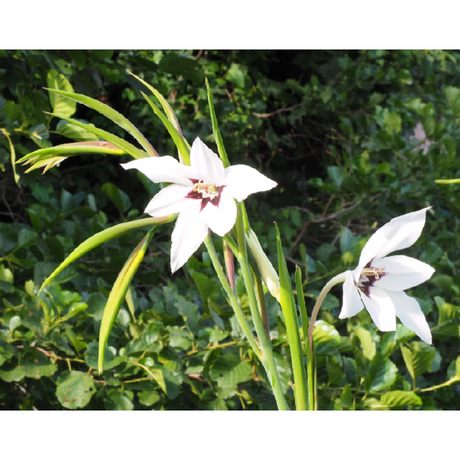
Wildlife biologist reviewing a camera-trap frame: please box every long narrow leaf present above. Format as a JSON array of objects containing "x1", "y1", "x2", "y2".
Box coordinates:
[
  {"x1": 128, "y1": 72, "x2": 187, "y2": 143},
  {"x1": 44, "y1": 112, "x2": 148, "y2": 159},
  {"x1": 206, "y1": 78, "x2": 230, "y2": 168},
  {"x1": 295, "y1": 266, "x2": 315, "y2": 410},
  {"x1": 0, "y1": 128, "x2": 19, "y2": 184},
  {"x1": 39, "y1": 215, "x2": 176, "y2": 293},
  {"x1": 98, "y1": 228, "x2": 156, "y2": 373},
  {"x1": 275, "y1": 223, "x2": 308, "y2": 410},
  {"x1": 45, "y1": 88, "x2": 158, "y2": 157},
  {"x1": 140, "y1": 92, "x2": 191, "y2": 165},
  {"x1": 18, "y1": 142, "x2": 125, "y2": 173}
]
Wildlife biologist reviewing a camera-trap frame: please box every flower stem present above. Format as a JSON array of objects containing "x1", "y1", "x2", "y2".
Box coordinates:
[
  {"x1": 308, "y1": 272, "x2": 347, "y2": 355},
  {"x1": 203, "y1": 234, "x2": 262, "y2": 362},
  {"x1": 295, "y1": 266, "x2": 315, "y2": 410},
  {"x1": 234, "y1": 204, "x2": 289, "y2": 410}
]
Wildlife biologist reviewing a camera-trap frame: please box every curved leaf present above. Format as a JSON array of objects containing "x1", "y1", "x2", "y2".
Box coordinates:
[
  {"x1": 46, "y1": 70, "x2": 76, "y2": 117},
  {"x1": 18, "y1": 142, "x2": 125, "y2": 173},
  {"x1": 43, "y1": 112, "x2": 148, "y2": 159},
  {"x1": 39, "y1": 215, "x2": 176, "y2": 293},
  {"x1": 206, "y1": 78, "x2": 230, "y2": 168},
  {"x1": 140, "y1": 92, "x2": 191, "y2": 165},
  {"x1": 128, "y1": 72, "x2": 186, "y2": 141},
  {"x1": 98, "y1": 228, "x2": 156, "y2": 373},
  {"x1": 45, "y1": 88, "x2": 158, "y2": 157}
]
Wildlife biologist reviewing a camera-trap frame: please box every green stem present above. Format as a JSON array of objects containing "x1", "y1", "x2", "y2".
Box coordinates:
[
  {"x1": 234, "y1": 205, "x2": 289, "y2": 410},
  {"x1": 203, "y1": 234, "x2": 261, "y2": 362},
  {"x1": 308, "y1": 272, "x2": 347, "y2": 354},
  {"x1": 295, "y1": 266, "x2": 315, "y2": 411}
]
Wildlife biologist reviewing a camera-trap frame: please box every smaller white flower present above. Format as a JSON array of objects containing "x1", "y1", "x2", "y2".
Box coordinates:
[
  {"x1": 122, "y1": 137, "x2": 277, "y2": 273},
  {"x1": 339, "y1": 207, "x2": 435, "y2": 344}
]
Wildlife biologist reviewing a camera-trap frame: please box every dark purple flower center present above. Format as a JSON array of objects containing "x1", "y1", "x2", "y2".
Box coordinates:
[
  {"x1": 186, "y1": 179, "x2": 226, "y2": 211},
  {"x1": 355, "y1": 263, "x2": 385, "y2": 297}
]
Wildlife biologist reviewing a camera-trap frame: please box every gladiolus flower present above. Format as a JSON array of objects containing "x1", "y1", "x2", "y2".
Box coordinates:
[
  {"x1": 122, "y1": 137, "x2": 277, "y2": 273},
  {"x1": 339, "y1": 207, "x2": 435, "y2": 344}
]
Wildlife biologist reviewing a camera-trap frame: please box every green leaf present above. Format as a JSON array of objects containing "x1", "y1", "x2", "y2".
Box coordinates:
[
  {"x1": 209, "y1": 354, "x2": 252, "y2": 386},
  {"x1": 445, "y1": 86, "x2": 460, "y2": 119},
  {"x1": 39, "y1": 216, "x2": 175, "y2": 293},
  {"x1": 46, "y1": 70, "x2": 76, "y2": 117},
  {"x1": 354, "y1": 326, "x2": 376, "y2": 360},
  {"x1": 365, "y1": 353, "x2": 398, "y2": 392},
  {"x1": 19, "y1": 141, "x2": 125, "y2": 173},
  {"x1": 56, "y1": 119, "x2": 99, "y2": 141},
  {"x1": 340, "y1": 384, "x2": 354, "y2": 408},
  {"x1": 98, "y1": 229, "x2": 156, "y2": 373},
  {"x1": 55, "y1": 371, "x2": 96, "y2": 409},
  {"x1": 381, "y1": 324, "x2": 415, "y2": 358},
  {"x1": 46, "y1": 88, "x2": 157, "y2": 157},
  {"x1": 101, "y1": 182, "x2": 131, "y2": 215},
  {"x1": 275, "y1": 223, "x2": 307, "y2": 410},
  {"x1": 206, "y1": 78, "x2": 230, "y2": 168},
  {"x1": 191, "y1": 271, "x2": 220, "y2": 315},
  {"x1": 383, "y1": 112, "x2": 401, "y2": 134},
  {"x1": 128, "y1": 72, "x2": 187, "y2": 143},
  {"x1": 138, "y1": 390, "x2": 161, "y2": 406},
  {"x1": 140, "y1": 91, "x2": 190, "y2": 165},
  {"x1": 21, "y1": 349, "x2": 58, "y2": 379},
  {"x1": 0, "y1": 128, "x2": 20, "y2": 184},
  {"x1": 44, "y1": 112, "x2": 148, "y2": 160},
  {"x1": 158, "y1": 53, "x2": 204, "y2": 86},
  {"x1": 313, "y1": 320, "x2": 341, "y2": 344},
  {"x1": 0, "y1": 366, "x2": 25, "y2": 382},
  {"x1": 380, "y1": 390, "x2": 422, "y2": 408},
  {"x1": 104, "y1": 389, "x2": 134, "y2": 410},
  {"x1": 401, "y1": 345, "x2": 436, "y2": 381}
]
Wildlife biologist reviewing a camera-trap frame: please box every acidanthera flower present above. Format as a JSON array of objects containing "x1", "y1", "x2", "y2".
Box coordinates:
[
  {"x1": 339, "y1": 207, "x2": 435, "y2": 344},
  {"x1": 122, "y1": 137, "x2": 277, "y2": 273}
]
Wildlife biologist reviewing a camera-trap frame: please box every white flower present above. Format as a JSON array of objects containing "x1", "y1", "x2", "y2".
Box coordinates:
[
  {"x1": 121, "y1": 137, "x2": 277, "y2": 273},
  {"x1": 339, "y1": 207, "x2": 435, "y2": 344}
]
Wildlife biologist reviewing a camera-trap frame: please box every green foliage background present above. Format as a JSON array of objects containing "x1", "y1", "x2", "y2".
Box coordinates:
[{"x1": 1, "y1": 50, "x2": 460, "y2": 410}]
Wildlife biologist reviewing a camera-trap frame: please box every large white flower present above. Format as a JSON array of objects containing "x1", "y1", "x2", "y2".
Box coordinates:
[
  {"x1": 121, "y1": 137, "x2": 277, "y2": 273},
  {"x1": 339, "y1": 207, "x2": 435, "y2": 344}
]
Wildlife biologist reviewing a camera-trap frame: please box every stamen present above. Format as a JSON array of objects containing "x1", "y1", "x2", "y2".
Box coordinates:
[
  {"x1": 356, "y1": 266, "x2": 385, "y2": 294},
  {"x1": 186, "y1": 179, "x2": 226, "y2": 210}
]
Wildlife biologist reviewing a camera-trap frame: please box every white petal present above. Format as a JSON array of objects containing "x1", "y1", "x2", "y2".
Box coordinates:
[
  {"x1": 189, "y1": 138, "x2": 226, "y2": 184},
  {"x1": 388, "y1": 290, "x2": 432, "y2": 344},
  {"x1": 355, "y1": 208, "x2": 431, "y2": 275},
  {"x1": 170, "y1": 208, "x2": 208, "y2": 273},
  {"x1": 361, "y1": 286, "x2": 396, "y2": 331},
  {"x1": 121, "y1": 156, "x2": 193, "y2": 186},
  {"x1": 339, "y1": 270, "x2": 365, "y2": 319},
  {"x1": 372, "y1": 255, "x2": 435, "y2": 292},
  {"x1": 144, "y1": 184, "x2": 199, "y2": 217},
  {"x1": 201, "y1": 192, "x2": 237, "y2": 236},
  {"x1": 223, "y1": 164, "x2": 277, "y2": 201}
]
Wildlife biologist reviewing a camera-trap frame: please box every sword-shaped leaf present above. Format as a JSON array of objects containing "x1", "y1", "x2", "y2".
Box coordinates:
[
  {"x1": 43, "y1": 112, "x2": 148, "y2": 159},
  {"x1": 45, "y1": 88, "x2": 158, "y2": 157},
  {"x1": 140, "y1": 92, "x2": 190, "y2": 165},
  {"x1": 128, "y1": 72, "x2": 187, "y2": 142},
  {"x1": 18, "y1": 141, "x2": 125, "y2": 173},
  {"x1": 98, "y1": 228, "x2": 156, "y2": 373},
  {"x1": 206, "y1": 78, "x2": 230, "y2": 168},
  {"x1": 275, "y1": 223, "x2": 308, "y2": 410},
  {"x1": 39, "y1": 215, "x2": 176, "y2": 293}
]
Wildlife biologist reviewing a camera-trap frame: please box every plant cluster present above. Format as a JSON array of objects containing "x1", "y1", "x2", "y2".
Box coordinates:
[{"x1": 1, "y1": 50, "x2": 460, "y2": 410}]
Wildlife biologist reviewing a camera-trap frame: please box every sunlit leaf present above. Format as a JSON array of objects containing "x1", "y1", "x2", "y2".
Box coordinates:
[
  {"x1": 46, "y1": 70, "x2": 76, "y2": 117},
  {"x1": 39, "y1": 215, "x2": 175, "y2": 293},
  {"x1": 45, "y1": 88, "x2": 157, "y2": 157},
  {"x1": 98, "y1": 228, "x2": 156, "y2": 373}
]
